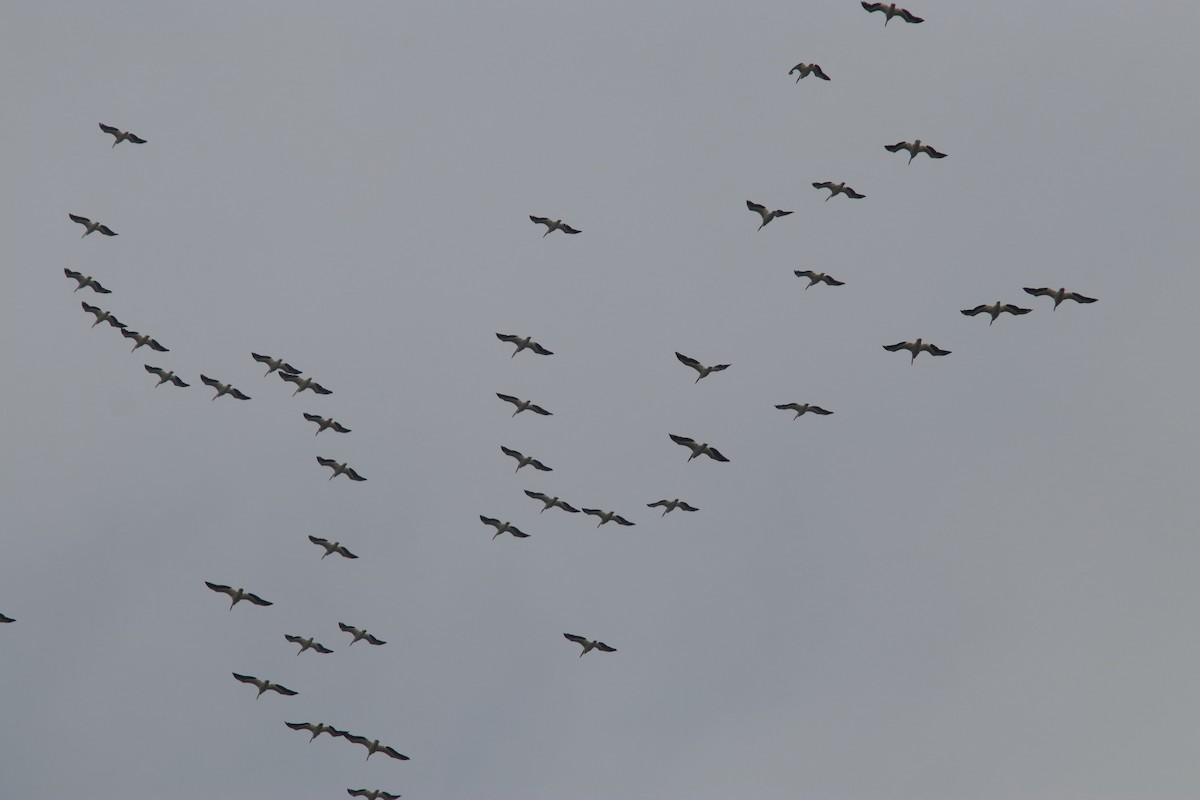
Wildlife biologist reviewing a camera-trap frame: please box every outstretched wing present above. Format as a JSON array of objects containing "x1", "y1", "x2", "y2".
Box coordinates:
[
  {"x1": 1023, "y1": 287, "x2": 1054, "y2": 298},
  {"x1": 530, "y1": 215, "x2": 551, "y2": 227},
  {"x1": 500, "y1": 446, "x2": 523, "y2": 460},
  {"x1": 885, "y1": 141, "x2": 909, "y2": 153},
  {"x1": 309, "y1": 382, "x2": 332, "y2": 395},
  {"x1": 812, "y1": 181, "x2": 834, "y2": 190},
  {"x1": 883, "y1": 342, "x2": 911, "y2": 352},
  {"x1": 559, "y1": 224, "x2": 581, "y2": 234},
  {"x1": 669, "y1": 433, "x2": 697, "y2": 447},
  {"x1": 528, "y1": 404, "x2": 552, "y2": 416},
  {"x1": 344, "y1": 468, "x2": 367, "y2": 482},
  {"x1": 304, "y1": 413, "x2": 324, "y2": 423},
  {"x1": 126, "y1": 133, "x2": 147, "y2": 144},
  {"x1": 529, "y1": 458, "x2": 552, "y2": 472},
  {"x1": 822, "y1": 275, "x2": 845, "y2": 286},
  {"x1": 530, "y1": 342, "x2": 554, "y2": 355},
  {"x1": 312, "y1": 642, "x2": 334, "y2": 653},
  {"x1": 1067, "y1": 292, "x2": 1098, "y2": 304},
  {"x1": 961, "y1": 305, "x2": 988, "y2": 317},
  {"x1": 594, "y1": 642, "x2": 617, "y2": 652},
  {"x1": 230, "y1": 388, "x2": 251, "y2": 400},
  {"x1": 564, "y1": 633, "x2": 589, "y2": 646},
  {"x1": 613, "y1": 516, "x2": 635, "y2": 527},
  {"x1": 647, "y1": 500, "x2": 668, "y2": 508},
  {"x1": 705, "y1": 448, "x2": 731, "y2": 463},
  {"x1": 675, "y1": 352, "x2": 702, "y2": 370},
  {"x1": 205, "y1": 581, "x2": 233, "y2": 596},
  {"x1": 1002, "y1": 305, "x2": 1033, "y2": 316},
  {"x1": 331, "y1": 421, "x2": 351, "y2": 433},
  {"x1": 269, "y1": 684, "x2": 298, "y2": 696},
  {"x1": 232, "y1": 672, "x2": 257, "y2": 685},
  {"x1": 309, "y1": 535, "x2": 331, "y2": 548},
  {"x1": 381, "y1": 746, "x2": 409, "y2": 760},
  {"x1": 496, "y1": 393, "x2": 520, "y2": 405},
  {"x1": 923, "y1": 145, "x2": 947, "y2": 158},
  {"x1": 808, "y1": 406, "x2": 834, "y2": 415},
  {"x1": 679, "y1": 502, "x2": 700, "y2": 512},
  {"x1": 244, "y1": 592, "x2": 273, "y2": 606},
  {"x1": 280, "y1": 372, "x2": 302, "y2": 385},
  {"x1": 317, "y1": 457, "x2": 338, "y2": 468},
  {"x1": 365, "y1": 633, "x2": 386, "y2": 645},
  {"x1": 69, "y1": 213, "x2": 92, "y2": 225},
  {"x1": 480, "y1": 515, "x2": 502, "y2": 528},
  {"x1": 558, "y1": 501, "x2": 581, "y2": 513},
  {"x1": 928, "y1": 345, "x2": 952, "y2": 356},
  {"x1": 812, "y1": 64, "x2": 831, "y2": 80},
  {"x1": 524, "y1": 490, "x2": 549, "y2": 502},
  {"x1": 898, "y1": 8, "x2": 924, "y2": 23},
  {"x1": 99, "y1": 123, "x2": 121, "y2": 136},
  {"x1": 843, "y1": 187, "x2": 866, "y2": 198},
  {"x1": 97, "y1": 225, "x2": 117, "y2": 236},
  {"x1": 794, "y1": 270, "x2": 817, "y2": 280},
  {"x1": 200, "y1": 375, "x2": 220, "y2": 388},
  {"x1": 496, "y1": 333, "x2": 518, "y2": 343},
  {"x1": 581, "y1": 508, "x2": 603, "y2": 517}
]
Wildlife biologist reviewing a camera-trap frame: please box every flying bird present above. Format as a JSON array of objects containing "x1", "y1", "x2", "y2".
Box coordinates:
[
  {"x1": 813, "y1": 181, "x2": 866, "y2": 201},
  {"x1": 564, "y1": 633, "x2": 617, "y2": 657},
  {"x1": 303, "y1": 413, "x2": 351, "y2": 435},
  {"x1": 789, "y1": 63, "x2": 830, "y2": 81},
  {"x1": 960, "y1": 301, "x2": 1033, "y2": 325},
  {"x1": 524, "y1": 490, "x2": 581, "y2": 514},
  {"x1": 883, "y1": 339, "x2": 951, "y2": 363},
  {"x1": 347, "y1": 790, "x2": 401, "y2": 800},
  {"x1": 81, "y1": 302, "x2": 125, "y2": 329},
  {"x1": 68, "y1": 214, "x2": 117, "y2": 237},
  {"x1": 0, "y1": 613, "x2": 14, "y2": 624},
  {"x1": 280, "y1": 372, "x2": 332, "y2": 396},
  {"x1": 232, "y1": 673, "x2": 296, "y2": 699},
  {"x1": 480, "y1": 515, "x2": 530, "y2": 539},
  {"x1": 496, "y1": 393, "x2": 552, "y2": 417},
  {"x1": 496, "y1": 332, "x2": 553, "y2": 357},
  {"x1": 862, "y1": 2, "x2": 924, "y2": 24},
  {"x1": 144, "y1": 365, "x2": 189, "y2": 388},
  {"x1": 340, "y1": 734, "x2": 409, "y2": 761},
  {"x1": 675, "y1": 352, "x2": 730, "y2": 383},
  {"x1": 121, "y1": 330, "x2": 168, "y2": 352},
  {"x1": 251, "y1": 352, "x2": 301, "y2": 376},
  {"x1": 99, "y1": 123, "x2": 147, "y2": 146},
  {"x1": 308, "y1": 535, "x2": 358, "y2": 559},
  {"x1": 794, "y1": 270, "x2": 845, "y2": 290},
  {"x1": 582, "y1": 508, "x2": 635, "y2": 527},
  {"x1": 285, "y1": 634, "x2": 334, "y2": 656},
  {"x1": 775, "y1": 402, "x2": 834, "y2": 419},
  {"x1": 317, "y1": 457, "x2": 366, "y2": 481},
  {"x1": 200, "y1": 375, "x2": 251, "y2": 401},
  {"x1": 64, "y1": 268, "x2": 111, "y2": 294},
  {"x1": 500, "y1": 445, "x2": 552, "y2": 473},
  {"x1": 746, "y1": 200, "x2": 793, "y2": 231},
  {"x1": 339, "y1": 622, "x2": 386, "y2": 646},
  {"x1": 885, "y1": 139, "x2": 947, "y2": 163},
  {"x1": 1023, "y1": 287, "x2": 1098, "y2": 310},
  {"x1": 647, "y1": 499, "x2": 699, "y2": 516},
  {"x1": 205, "y1": 581, "x2": 272, "y2": 609},
  {"x1": 530, "y1": 215, "x2": 581, "y2": 236},
  {"x1": 285, "y1": 721, "x2": 344, "y2": 742},
  {"x1": 669, "y1": 433, "x2": 730, "y2": 463}
]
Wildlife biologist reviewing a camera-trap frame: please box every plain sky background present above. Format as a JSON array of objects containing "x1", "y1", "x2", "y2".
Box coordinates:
[{"x1": 3, "y1": 2, "x2": 1199, "y2": 799}]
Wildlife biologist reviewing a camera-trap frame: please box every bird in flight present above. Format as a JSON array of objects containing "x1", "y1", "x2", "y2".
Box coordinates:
[
  {"x1": 339, "y1": 622, "x2": 386, "y2": 646},
  {"x1": 303, "y1": 413, "x2": 351, "y2": 435},
  {"x1": 347, "y1": 790, "x2": 401, "y2": 800},
  {"x1": 960, "y1": 301, "x2": 1033, "y2": 325},
  {"x1": 308, "y1": 535, "x2": 358, "y2": 559},
  {"x1": 232, "y1": 673, "x2": 297, "y2": 698},
  {"x1": 883, "y1": 339, "x2": 951, "y2": 363},
  {"x1": 205, "y1": 581, "x2": 272, "y2": 609},
  {"x1": 675, "y1": 352, "x2": 730, "y2": 383},
  {"x1": 68, "y1": 214, "x2": 118, "y2": 237},
  {"x1": 317, "y1": 457, "x2": 366, "y2": 482},
  {"x1": 200, "y1": 375, "x2": 251, "y2": 401},
  {"x1": 746, "y1": 200, "x2": 793, "y2": 231},
  {"x1": 775, "y1": 402, "x2": 833, "y2": 420},
  {"x1": 813, "y1": 181, "x2": 866, "y2": 201},
  {"x1": 121, "y1": 330, "x2": 169, "y2": 353},
  {"x1": 285, "y1": 721, "x2": 344, "y2": 741},
  {"x1": 794, "y1": 270, "x2": 845, "y2": 290},
  {"x1": 500, "y1": 445, "x2": 552, "y2": 473},
  {"x1": 1023, "y1": 287, "x2": 1098, "y2": 310},
  {"x1": 81, "y1": 302, "x2": 125, "y2": 329},
  {"x1": 480, "y1": 515, "x2": 530, "y2": 539},
  {"x1": 64, "y1": 268, "x2": 111, "y2": 294},
  {"x1": 647, "y1": 499, "x2": 699, "y2": 516},
  {"x1": 524, "y1": 490, "x2": 581, "y2": 514},
  {"x1": 496, "y1": 332, "x2": 553, "y2": 357},
  {"x1": 789, "y1": 63, "x2": 830, "y2": 81},
  {"x1": 252, "y1": 352, "x2": 301, "y2": 376},
  {"x1": 496, "y1": 393, "x2": 552, "y2": 417},
  {"x1": 280, "y1": 372, "x2": 332, "y2": 396},
  {"x1": 861, "y1": 2, "x2": 924, "y2": 25},
  {"x1": 144, "y1": 365, "x2": 189, "y2": 388},
  {"x1": 582, "y1": 508, "x2": 635, "y2": 528},
  {"x1": 99, "y1": 123, "x2": 147, "y2": 147},
  {"x1": 564, "y1": 633, "x2": 617, "y2": 657},
  {"x1": 285, "y1": 635, "x2": 335, "y2": 656},
  {"x1": 0, "y1": 613, "x2": 14, "y2": 624},
  {"x1": 530, "y1": 215, "x2": 581, "y2": 236},
  {"x1": 340, "y1": 734, "x2": 409, "y2": 761},
  {"x1": 885, "y1": 139, "x2": 946, "y2": 163},
  {"x1": 669, "y1": 434, "x2": 730, "y2": 463}
]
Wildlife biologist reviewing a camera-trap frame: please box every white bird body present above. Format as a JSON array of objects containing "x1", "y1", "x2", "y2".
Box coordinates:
[
  {"x1": 497, "y1": 393, "x2": 552, "y2": 417},
  {"x1": 883, "y1": 338, "x2": 951, "y2": 363},
  {"x1": 789, "y1": 63, "x2": 830, "y2": 81},
  {"x1": 746, "y1": 200, "x2": 793, "y2": 230},
  {"x1": 201, "y1": 375, "x2": 250, "y2": 401},
  {"x1": 813, "y1": 181, "x2": 866, "y2": 201},
  {"x1": 308, "y1": 535, "x2": 358, "y2": 559},
  {"x1": 496, "y1": 332, "x2": 553, "y2": 357},
  {"x1": 530, "y1": 215, "x2": 581, "y2": 236},
  {"x1": 793, "y1": 270, "x2": 845, "y2": 290},
  {"x1": 862, "y1": 2, "x2": 924, "y2": 24},
  {"x1": 81, "y1": 302, "x2": 125, "y2": 329},
  {"x1": 339, "y1": 622, "x2": 386, "y2": 646},
  {"x1": 317, "y1": 457, "x2": 366, "y2": 481},
  {"x1": 144, "y1": 365, "x2": 189, "y2": 387},
  {"x1": 961, "y1": 301, "x2": 1032, "y2": 324},
  {"x1": 582, "y1": 508, "x2": 635, "y2": 527},
  {"x1": 647, "y1": 498, "x2": 699, "y2": 516},
  {"x1": 669, "y1": 434, "x2": 730, "y2": 463},
  {"x1": 1023, "y1": 287, "x2": 1098, "y2": 310},
  {"x1": 205, "y1": 581, "x2": 272, "y2": 609},
  {"x1": 480, "y1": 515, "x2": 530, "y2": 539},
  {"x1": 64, "y1": 268, "x2": 111, "y2": 294},
  {"x1": 285, "y1": 634, "x2": 334, "y2": 655},
  {"x1": 121, "y1": 330, "x2": 168, "y2": 352},
  {"x1": 69, "y1": 214, "x2": 118, "y2": 237},
  {"x1": 564, "y1": 632, "x2": 617, "y2": 657},
  {"x1": 232, "y1": 672, "x2": 296, "y2": 699},
  {"x1": 524, "y1": 490, "x2": 581, "y2": 514},
  {"x1": 99, "y1": 123, "x2": 147, "y2": 146},
  {"x1": 885, "y1": 139, "x2": 946, "y2": 163}
]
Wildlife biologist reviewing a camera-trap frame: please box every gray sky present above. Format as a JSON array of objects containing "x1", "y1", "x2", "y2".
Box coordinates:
[{"x1": 3, "y1": 2, "x2": 1200, "y2": 798}]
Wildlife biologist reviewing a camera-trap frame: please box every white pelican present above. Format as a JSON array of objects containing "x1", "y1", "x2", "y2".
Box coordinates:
[
  {"x1": 647, "y1": 499, "x2": 698, "y2": 516},
  {"x1": 205, "y1": 581, "x2": 272, "y2": 609},
  {"x1": 582, "y1": 508, "x2": 635, "y2": 527},
  {"x1": 883, "y1": 339, "x2": 951, "y2": 362},
  {"x1": 232, "y1": 673, "x2": 296, "y2": 698},
  {"x1": 497, "y1": 393, "x2": 552, "y2": 417},
  {"x1": 669, "y1": 434, "x2": 730, "y2": 462},
  {"x1": 348, "y1": 790, "x2": 401, "y2": 800},
  {"x1": 1023, "y1": 287, "x2": 1098, "y2": 310},
  {"x1": 564, "y1": 633, "x2": 617, "y2": 657},
  {"x1": 280, "y1": 372, "x2": 332, "y2": 396},
  {"x1": 885, "y1": 140, "x2": 946, "y2": 163},
  {"x1": 285, "y1": 721, "x2": 344, "y2": 741},
  {"x1": 99, "y1": 123, "x2": 147, "y2": 147},
  {"x1": 496, "y1": 332, "x2": 553, "y2": 357},
  {"x1": 530, "y1": 215, "x2": 581, "y2": 236},
  {"x1": 813, "y1": 181, "x2": 865, "y2": 201},
  {"x1": 81, "y1": 302, "x2": 125, "y2": 329},
  {"x1": 500, "y1": 445, "x2": 552, "y2": 472},
  {"x1": 121, "y1": 330, "x2": 168, "y2": 352},
  {"x1": 200, "y1": 375, "x2": 250, "y2": 401},
  {"x1": 340, "y1": 734, "x2": 409, "y2": 761},
  {"x1": 746, "y1": 200, "x2": 793, "y2": 231},
  {"x1": 789, "y1": 63, "x2": 830, "y2": 81},
  {"x1": 69, "y1": 214, "x2": 118, "y2": 237},
  {"x1": 0, "y1": 613, "x2": 13, "y2": 623},
  {"x1": 144, "y1": 365, "x2": 189, "y2": 387},
  {"x1": 524, "y1": 490, "x2": 581, "y2": 514},
  {"x1": 252, "y1": 352, "x2": 301, "y2": 376},
  {"x1": 303, "y1": 413, "x2": 351, "y2": 435},
  {"x1": 862, "y1": 2, "x2": 923, "y2": 24},
  {"x1": 960, "y1": 301, "x2": 1033, "y2": 325},
  {"x1": 64, "y1": 268, "x2": 111, "y2": 294},
  {"x1": 676, "y1": 352, "x2": 730, "y2": 383},
  {"x1": 308, "y1": 535, "x2": 358, "y2": 559},
  {"x1": 317, "y1": 457, "x2": 366, "y2": 481},
  {"x1": 794, "y1": 270, "x2": 845, "y2": 289},
  {"x1": 775, "y1": 402, "x2": 833, "y2": 419},
  {"x1": 480, "y1": 515, "x2": 530, "y2": 539},
  {"x1": 285, "y1": 634, "x2": 334, "y2": 655},
  {"x1": 339, "y1": 622, "x2": 386, "y2": 646}
]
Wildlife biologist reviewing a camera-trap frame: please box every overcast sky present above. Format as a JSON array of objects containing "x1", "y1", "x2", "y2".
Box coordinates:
[{"x1": 3, "y1": 2, "x2": 1200, "y2": 799}]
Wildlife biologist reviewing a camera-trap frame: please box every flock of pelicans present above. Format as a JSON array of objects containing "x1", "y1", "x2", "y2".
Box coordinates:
[{"x1": 6, "y1": 4, "x2": 1104, "y2": 796}]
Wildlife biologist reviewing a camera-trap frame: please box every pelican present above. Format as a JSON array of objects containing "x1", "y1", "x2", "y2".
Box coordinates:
[
  {"x1": 676, "y1": 352, "x2": 730, "y2": 383},
  {"x1": 647, "y1": 499, "x2": 698, "y2": 516},
  {"x1": 200, "y1": 375, "x2": 250, "y2": 401},
  {"x1": 564, "y1": 633, "x2": 617, "y2": 657},
  {"x1": 317, "y1": 457, "x2": 366, "y2": 481},
  {"x1": 69, "y1": 214, "x2": 118, "y2": 237},
  {"x1": 340, "y1": 734, "x2": 409, "y2": 761},
  {"x1": 121, "y1": 330, "x2": 168, "y2": 352},
  {"x1": 0, "y1": 613, "x2": 14, "y2": 623},
  {"x1": 883, "y1": 338, "x2": 951, "y2": 362},
  {"x1": 285, "y1": 721, "x2": 344, "y2": 741},
  {"x1": 144, "y1": 365, "x2": 189, "y2": 387},
  {"x1": 232, "y1": 673, "x2": 297, "y2": 698},
  {"x1": 81, "y1": 302, "x2": 125, "y2": 329},
  {"x1": 339, "y1": 622, "x2": 386, "y2": 646},
  {"x1": 496, "y1": 332, "x2": 553, "y2": 357},
  {"x1": 285, "y1": 634, "x2": 334, "y2": 655},
  {"x1": 64, "y1": 268, "x2": 111, "y2": 294},
  {"x1": 813, "y1": 181, "x2": 866, "y2": 201},
  {"x1": 308, "y1": 535, "x2": 358, "y2": 559},
  {"x1": 789, "y1": 63, "x2": 830, "y2": 81},
  {"x1": 480, "y1": 515, "x2": 530, "y2": 539},
  {"x1": 1023, "y1": 287, "x2": 1098, "y2": 310},
  {"x1": 497, "y1": 393, "x2": 552, "y2": 417},
  {"x1": 251, "y1": 352, "x2": 301, "y2": 376},
  {"x1": 280, "y1": 372, "x2": 332, "y2": 396},
  {"x1": 582, "y1": 508, "x2": 635, "y2": 527},
  {"x1": 524, "y1": 490, "x2": 581, "y2": 514},
  {"x1": 303, "y1": 413, "x2": 350, "y2": 435},
  {"x1": 205, "y1": 581, "x2": 272, "y2": 609},
  {"x1": 500, "y1": 445, "x2": 552, "y2": 473},
  {"x1": 348, "y1": 790, "x2": 401, "y2": 800},
  {"x1": 669, "y1": 434, "x2": 730, "y2": 463},
  {"x1": 794, "y1": 270, "x2": 845, "y2": 289},
  {"x1": 960, "y1": 301, "x2": 1033, "y2": 325},
  {"x1": 862, "y1": 2, "x2": 923, "y2": 24},
  {"x1": 746, "y1": 200, "x2": 793, "y2": 231},
  {"x1": 775, "y1": 402, "x2": 833, "y2": 419},
  {"x1": 530, "y1": 215, "x2": 581, "y2": 236},
  {"x1": 99, "y1": 123, "x2": 147, "y2": 147},
  {"x1": 885, "y1": 140, "x2": 946, "y2": 163}
]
